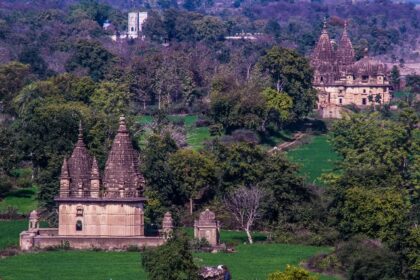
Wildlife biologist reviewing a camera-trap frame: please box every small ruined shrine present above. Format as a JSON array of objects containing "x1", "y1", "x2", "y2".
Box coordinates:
[
  {"x1": 194, "y1": 209, "x2": 220, "y2": 247},
  {"x1": 20, "y1": 116, "x2": 172, "y2": 250}
]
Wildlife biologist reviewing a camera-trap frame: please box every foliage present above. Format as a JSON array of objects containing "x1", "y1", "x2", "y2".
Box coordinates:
[
  {"x1": 66, "y1": 40, "x2": 114, "y2": 81},
  {"x1": 168, "y1": 149, "x2": 218, "y2": 214},
  {"x1": 262, "y1": 88, "x2": 293, "y2": 122},
  {"x1": 0, "y1": 62, "x2": 31, "y2": 113},
  {"x1": 334, "y1": 237, "x2": 401, "y2": 280},
  {"x1": 142, "y1": 232, "x2": 199, "y2": 280},
  {"x1": 268, "y1": 265, "x2": 318, "y2": 280},
  {"x1": 329, "y1": 111, "x2": 419, "y2": 199},
  {"x1": 338, "y1": 187, "x2": 410, "y2": 243},
  {"x1": 259, "y1": 46, "x2": 316, "y2": 119}
]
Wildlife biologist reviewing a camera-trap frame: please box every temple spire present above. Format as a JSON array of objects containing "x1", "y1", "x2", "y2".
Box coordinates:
[
  {"x1": 337, "y1": 19, "x2": 355, "y2": 67},
  {"x1": 90, "y1": 157, "x2": 100, "y2": 180},
  {"x1": 60, "y1": 158, "x2": 69, "y2": 179}
]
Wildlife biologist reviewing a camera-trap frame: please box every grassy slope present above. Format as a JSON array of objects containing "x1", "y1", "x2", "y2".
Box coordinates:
[
  {"x1": 137, "y1": 115, "x2": 212, "y2": 150},
  {"x1": 286, "y1": 135, "x2": 339, "y2": 185},
  {"x1": 0, "y1": 220, "x2": 27, "y2": 249},
  {"x1": 0, "y1": 244, "x2": 335, "y2": 280},
  {"x1": 0, "y1": 187, "x2": 38, "y2": 214}
]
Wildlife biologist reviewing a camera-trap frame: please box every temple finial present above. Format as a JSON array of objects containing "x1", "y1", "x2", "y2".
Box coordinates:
[
  {"x1": 118, "y1": 115, "x2": 128, "y2": 133},
  {"x1": 322, "y1": 17, "x2": 328, "y2": 34},
  {"x1": 78, "y1": 121, "x2": 83, "y2": 140},
  {"x1": 119, "y1": 115, "x2": 125, "y2": 125}
]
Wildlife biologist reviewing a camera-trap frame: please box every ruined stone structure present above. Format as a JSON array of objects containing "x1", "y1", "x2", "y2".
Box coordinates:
[
  {"x1": 20, "y1": 116, "x2": 171, "y2": 250},
  {"x1": 194, "y1": 209, "x2": 220, "y2": 246},
  {"x1": 111, "y1": 12, "x2": 148, "y2": 41},
  {"x1": 311, "y1": 20, "x2": 392, "y2": 118}
]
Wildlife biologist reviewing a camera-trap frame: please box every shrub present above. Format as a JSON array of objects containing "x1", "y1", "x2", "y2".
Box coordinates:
[
  {"x1": 231, "y1": 129, "x2": 260, "y2": 144},
  {"x1": 335, "y1": 237, "x2": 401, "y2": 280},
  {"x1": 142, "y1": 232, "x2": 198, "y2": 280},
  {"x1": 195, "y1": 118, "x2": 210, "y2": 127},
  {"x1": 268, "y1": 265, "x2": 318, "y2": 280},
  {"x1": 209, "y1": 124, "x2": 223, "y2": 136},
  {"x1": 0, "y1": 176, "x2": 13, "y2": 198}
]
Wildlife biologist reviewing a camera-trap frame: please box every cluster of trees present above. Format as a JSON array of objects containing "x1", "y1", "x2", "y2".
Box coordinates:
[{"x1": 321, "y1": 109, "x2": 420, "y2": 279}]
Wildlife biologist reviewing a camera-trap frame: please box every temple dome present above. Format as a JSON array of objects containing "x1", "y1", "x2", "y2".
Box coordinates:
[
  {"x1": 103, "y1": 116, "x2": 144, "y2": 195},
  {"x1": 346, "y1": 54, "x2": 387, "y2": 76}
]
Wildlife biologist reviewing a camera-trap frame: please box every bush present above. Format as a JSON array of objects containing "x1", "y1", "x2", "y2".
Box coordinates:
[
  {"x1": 209, "y1": 124, "x2": 223, "y2": 136},
  {"x1": 335, "y1": 237, "x2": 401, "y2": 280},
  {"x1": 195, "y1": 118, "x2": 210, "y2": 127},
  {"x1": 142, "y1": 232, "x2": 199, "y2": 280},
  {"x1": 0, "y1": 177, "x2": 13, "y2": 198},
  {"x1": 268, "y1": 265, "x2": 318, "y2": 280},
  {"x1": 231, "y1": 129, "x2": 260, "y2": 144}
]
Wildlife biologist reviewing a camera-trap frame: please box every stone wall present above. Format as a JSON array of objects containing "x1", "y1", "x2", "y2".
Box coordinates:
[{"x1": 32, "y1": 235, "x2": 164, "y2": 250}]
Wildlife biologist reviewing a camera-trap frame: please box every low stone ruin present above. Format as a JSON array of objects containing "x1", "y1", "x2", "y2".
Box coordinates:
[{"x1": 199, "y1": 266, "x2": 224, "y2": 280}]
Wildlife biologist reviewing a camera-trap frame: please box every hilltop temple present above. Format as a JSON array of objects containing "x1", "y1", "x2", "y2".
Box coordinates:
[
  {"x1": 311, "y1": 20, "x2": 392, "y2": 118},
  {"x1": 20, "y1": 116, "x2": 172, "y2": 250}
]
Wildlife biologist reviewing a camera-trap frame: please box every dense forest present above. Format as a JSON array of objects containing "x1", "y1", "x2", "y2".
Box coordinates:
[{"x1": 0, "y1": 0, "x2": 419, "y2": 279}]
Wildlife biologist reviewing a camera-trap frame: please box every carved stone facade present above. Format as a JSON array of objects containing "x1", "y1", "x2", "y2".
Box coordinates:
[
  {"x1": 20, "y1": 116, "x2": 168, "y2": 250},
  {"x1": 311, "y1": 20, "x2": 392, "y2": 118},
  {"x1": 194, "y1": 209, "x2": 220, "y2": 246}
]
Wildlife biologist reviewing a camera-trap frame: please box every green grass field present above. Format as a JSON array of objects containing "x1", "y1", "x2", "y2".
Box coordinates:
[
  {"x1": 137, "y1": 114, "x2": 212, "y2": 150},
  {"x1": 0, "y1": 221, "x2": 336, "y2": 279},
  {"x1": 0, "y1": 186, "x2": 38, "y2": 215},
  {"x1": 287, "y1": 135, "x2": 340, "y2": 185},
  {"x1": 0, "y1": 244, "x2": 335, "y2": 280},
  {"x1": 0, "y1": 220, "x2": 27, "y2": 249}
]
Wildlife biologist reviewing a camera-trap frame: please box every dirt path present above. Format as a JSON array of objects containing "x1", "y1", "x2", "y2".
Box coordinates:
[{"x1": 268, "y1": 132, "x2": 305, "y2": 154}]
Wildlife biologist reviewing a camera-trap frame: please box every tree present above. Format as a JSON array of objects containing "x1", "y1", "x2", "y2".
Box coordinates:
[
  {"x1": 194, "y1": 16, "x2": 226, "y2": 42},
  {"x1": 66, "y1": 40, "x2": 114, "y2": 81},
  {"x1": 169, "y1": 149, "x2": 218, "y2": 214},
  {"x1": 268, "y1": 265, "x2": 318, "y2": 280},
  {"x1": 262, "y1": 87, "x2": 293, "y2": 126},
  {"x1": 338, "y1": 186, "x2": 410, "y2": 243},
  {"x1": 90, "y1": 81, "x2": 131, "y2": 118},
  {"x1": 142, "y1": 232, "x2": 198, "y2": 280},
  {"x1": 224, "y1": 186, "x2": 265, "y2": 244},
  {"x1": 390, "y1": 65, "x2": 400, "y2": 91},
  {"x1": 0, "y1": 62, "x2": 31, "y2": 114},
  {"x1": 259, "y1": 46, "x2": 316, "y2": 120}
]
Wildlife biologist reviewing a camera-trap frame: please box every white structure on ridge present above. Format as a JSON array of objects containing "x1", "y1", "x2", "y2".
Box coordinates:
[{"x1": 111, "y1": 12, "x2": 148, "y2": 41}]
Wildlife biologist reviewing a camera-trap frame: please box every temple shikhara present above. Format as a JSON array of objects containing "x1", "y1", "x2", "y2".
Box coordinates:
[
  {"x1": 20, "y1": 116, "x2": 172, "y2": 250},
  {"x1": 311, "y1": 20, "x2": 392, "y2": 118}
]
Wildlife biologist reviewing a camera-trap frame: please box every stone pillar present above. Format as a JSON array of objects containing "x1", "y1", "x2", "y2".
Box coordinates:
[{"x1": 161, "y1": 212, "x2": 174, "y2": 240}]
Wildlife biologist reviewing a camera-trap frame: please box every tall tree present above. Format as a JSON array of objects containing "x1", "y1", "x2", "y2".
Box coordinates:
[
  {"x1": 259, "y1": 46, "x2": 316, "y2": 120},
  {"x1": 169, "y1": 149, "x2": 218, "y2": 214}
]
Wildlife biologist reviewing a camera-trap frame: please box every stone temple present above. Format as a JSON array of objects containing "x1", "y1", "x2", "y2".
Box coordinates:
[
  {"x1": 20, "y1": 116, "x2": 172, "y2": 250},
  {"x1": 311, "y1": 20, "x2": 392, "y2": 118}
]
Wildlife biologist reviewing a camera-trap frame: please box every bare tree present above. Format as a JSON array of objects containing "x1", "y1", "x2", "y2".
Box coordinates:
[{"x1": 224, "y1": 186, "x2": 265, "y2": 244}]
